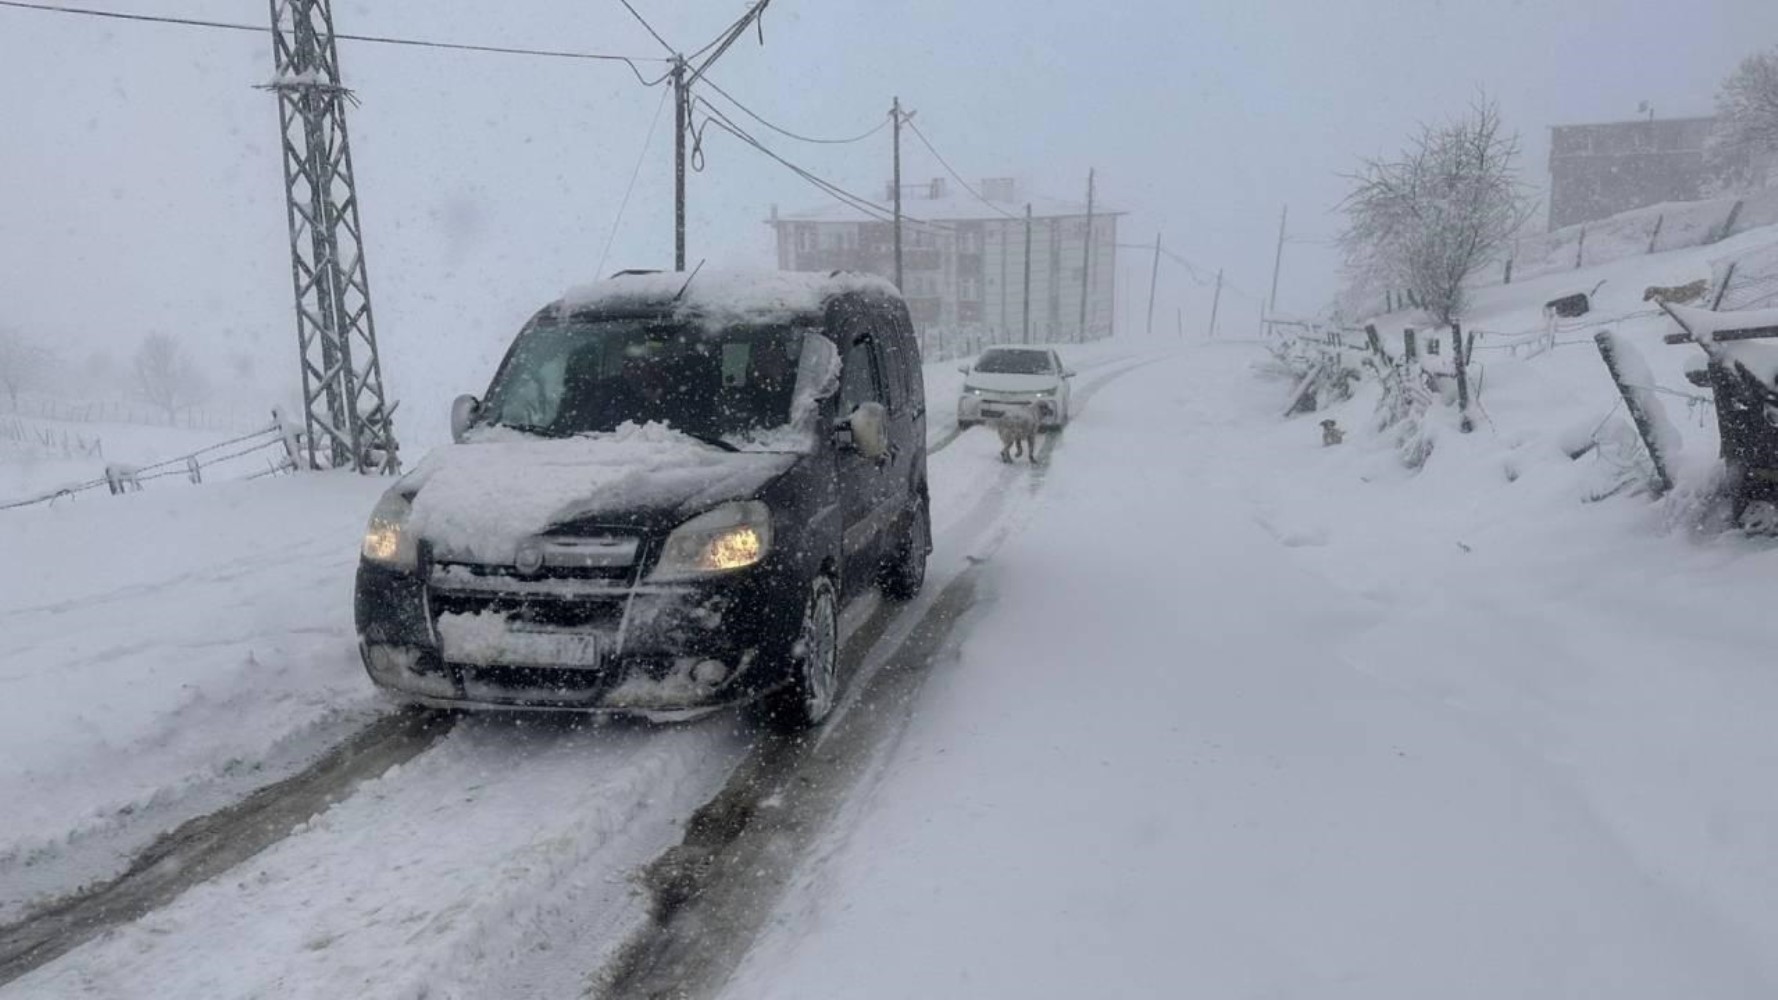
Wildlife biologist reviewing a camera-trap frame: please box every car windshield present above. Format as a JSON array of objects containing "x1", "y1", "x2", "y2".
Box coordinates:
[
  {"x1": 974, "y1": 349, "x2": 1054, "y2": 375},
  {"x1": 479, "y1": 315, "x2": 816, "y2": 447}
]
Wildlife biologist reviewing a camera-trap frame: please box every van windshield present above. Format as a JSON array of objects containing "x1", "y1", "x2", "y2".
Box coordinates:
[{"x1": 480, "y1": 315, "x2": 820, "y2": 448}]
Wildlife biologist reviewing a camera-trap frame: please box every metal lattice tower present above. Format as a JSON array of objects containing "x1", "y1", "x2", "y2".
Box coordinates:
[{"x1": 266, "y1": 0, "x2": 398, "y2": 474}]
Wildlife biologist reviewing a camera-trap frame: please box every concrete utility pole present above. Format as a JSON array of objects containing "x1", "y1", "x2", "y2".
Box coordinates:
[
  {"x1": 1078, "y1": 167, "x2": 1095, "y2": 341},
  {"x1": 672, "y1": 56, "x2": 687, "y2": 271},
  {"x1": 1267, "y1": 203, "x2": 1288, "y2": 329},
  {"x1": 1022, "y1": 203, "x2": 1033, "y2": 344},
  {"x1": 1145, "y1": 232, "x2": 1161, "y2": 337},
  {"x1": 266, "y1": 0, "x2": 397, "y2": 474},
  {"x1": 891, "y1": 96, "x2": 903, "y2": 291},
  {"x1": 1208, "y1": 268, "x2": 1224, "y2": 339},
  {"x1": 670, "y1": 0, "x2": 771, "y2": 271}
]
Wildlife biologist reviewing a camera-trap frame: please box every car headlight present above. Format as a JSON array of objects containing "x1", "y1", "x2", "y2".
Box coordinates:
[
  {"x1": 1030, "y1": 388, "x2": 1054, "y2": 398},
  {"x1": 361, "y1": 490, "x2": 419, "y2": 571},
  {"x1": 962, "y1": 385, "x2": 985, "y2": 396},
  {"x1": 649, "y1": 501, "x2": 773, "y2": 582}
]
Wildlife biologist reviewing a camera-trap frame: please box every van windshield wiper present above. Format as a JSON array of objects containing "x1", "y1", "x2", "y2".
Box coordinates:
[{"x1": 675, "y1": 429, "x2": 741, "y2": 452}]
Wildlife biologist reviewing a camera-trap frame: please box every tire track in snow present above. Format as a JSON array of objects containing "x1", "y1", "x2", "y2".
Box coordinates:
[
  {"x1": 0, "y1": 707, "x2": 453, "y2": 986},
  {"x1": 595, "y1": 353, "x2": 1169, "y2": 1000}
]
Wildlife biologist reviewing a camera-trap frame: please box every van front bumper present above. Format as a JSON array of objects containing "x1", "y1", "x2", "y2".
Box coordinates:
[{"x1": 354, "y1": 559, "x2": 801, "y2": 714}]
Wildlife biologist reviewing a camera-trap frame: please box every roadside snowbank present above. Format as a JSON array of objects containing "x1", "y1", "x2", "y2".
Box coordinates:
[{"x1": 0, "y1": 473, "x2": 388, "y2": 921}]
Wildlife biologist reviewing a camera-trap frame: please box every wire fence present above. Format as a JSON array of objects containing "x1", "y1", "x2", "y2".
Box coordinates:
[
  {"x1": 0, "y1": 410, "x2": 303, "y2": 512},
  {"x1": 8, "y1": 393, "x2": 271, "y2": 433}
]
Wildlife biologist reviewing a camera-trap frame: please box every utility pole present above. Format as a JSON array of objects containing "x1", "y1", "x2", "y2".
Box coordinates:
[
  {"x1": 266, "y1": 0, "x2": 397, "y2": 474},
  {"x1": 1078, "y1": 167, "x2": 1095, "y2": 341},
  {"x1": 666, "y1": 0, "x2": 771, "y2": 271},
  {"x1": 891, "y1": 96, "x2": 903, "y2": 291},
  {"x1": 1267, "y1": 203, "x2": 1288, "y2": 332},
  {"x1": 1022, "y1": 203, "x2": 1033, "y2": 345},
  {"x1": 672, "y1": 56, "x2": 687, "y2": 271},
  {"x1": 1145, "y1": 232, "x2": 1161, "y2": 337},
  {"x1": 1208, "y1": 268, "x2": 1224, "y2": 339}
]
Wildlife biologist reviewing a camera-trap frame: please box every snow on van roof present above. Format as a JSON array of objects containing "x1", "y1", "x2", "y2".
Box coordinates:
[{"x1": 558, "y1": 268, "x2": 899, "y2": 329}]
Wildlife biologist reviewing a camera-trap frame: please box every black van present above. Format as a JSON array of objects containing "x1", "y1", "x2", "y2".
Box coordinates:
[{"x1": 354, "y1": 269, "x2": 930, "y2": 731}]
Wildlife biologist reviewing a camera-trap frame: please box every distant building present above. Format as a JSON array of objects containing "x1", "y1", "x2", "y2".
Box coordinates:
[
  {"x1": 768, "y1": 177, "x2": 1121, "y2": 343},
  {"x1": 1547, "y1": 116, "x2": 1777, "y2": 230},
  {"x1": 1548, "y1": 117, "x2": 1717, "y2": 230}
]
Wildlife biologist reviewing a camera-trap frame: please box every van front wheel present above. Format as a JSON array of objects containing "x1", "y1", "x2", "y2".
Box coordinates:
[{"x1": 754, "y1": 576, "x2": 840, "y2": 734}]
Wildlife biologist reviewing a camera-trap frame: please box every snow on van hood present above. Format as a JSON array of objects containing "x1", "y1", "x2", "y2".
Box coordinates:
[{"x1": 403, "y1": 422, "x2": 796, "y2": 565}]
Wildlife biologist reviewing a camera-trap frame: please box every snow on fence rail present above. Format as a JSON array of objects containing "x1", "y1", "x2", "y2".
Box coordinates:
[{"x1": 0, "y1": 410, "x2": 303, "y2": 511}]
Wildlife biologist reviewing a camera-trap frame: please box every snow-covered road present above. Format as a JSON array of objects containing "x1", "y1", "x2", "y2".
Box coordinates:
[{"x1": 0, "y1": 346, "x2": 1151, "y2": 996}]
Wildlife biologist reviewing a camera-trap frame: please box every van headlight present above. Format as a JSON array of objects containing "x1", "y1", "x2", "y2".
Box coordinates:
[
  {"x1": 649, "y1": 501, "x2": 773, "y2": 582},
  {"x1": 361, "y1": 490, "x2": 419, "y2": 571}
]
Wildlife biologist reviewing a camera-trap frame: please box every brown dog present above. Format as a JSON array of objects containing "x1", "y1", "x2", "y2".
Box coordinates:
[
  {"x1": 1642, "y1": 279, "x2": 1708, "y2": 305},
  {"x1": 994, "y1": 401, "x2": 1053, "y2": 464}
]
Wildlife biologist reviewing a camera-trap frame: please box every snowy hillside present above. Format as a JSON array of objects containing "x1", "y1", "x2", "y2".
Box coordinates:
[{"x1": 1345, "y1": 215, "x2": 1778, "y2": 509}]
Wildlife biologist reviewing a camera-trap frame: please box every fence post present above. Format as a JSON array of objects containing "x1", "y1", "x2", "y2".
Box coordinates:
[
  {"x1": 1594, "y1": 329, "x2": 1677, "y2": 494},
  {"x1": 1712, "y1": 200, "x2": 1745, "y2": 244},
  {"x1": 1403, "y1": 328, "x2": 1418, "y2": 362},
  {"x1": 1647, "y1": 213, "x2": 1664, "y2": 254},
  {"x1": 186, "y1": 455, "x2": 203, "y2": 485},
  {"x1": 1503, "y1": 258, "x2": 1513, "y2": 285},
  {"x1": 1575, "y1": 226, "x2": 1587, "y2": 269},
  {"x1": 1713, "y1": 261, "x2": 1739, "y2": 310},
  {"x1": 1453, "y1": 321, "x2": 1473, "y2": 433}
]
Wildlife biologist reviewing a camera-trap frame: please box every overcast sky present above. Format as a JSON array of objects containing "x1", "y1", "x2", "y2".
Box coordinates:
[{"x1": 3, "y1": 0, "x2": 1776, "y2": 447}]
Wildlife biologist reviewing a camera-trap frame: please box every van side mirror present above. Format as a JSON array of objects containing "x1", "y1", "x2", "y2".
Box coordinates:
[
  {"x1": 450, "y1": 394, "x2": 482, "y2": 443},
  {"x1": 834, "y1": 402, "x2": 889, "y2": 460},
  {"x1": 957, "y1": 364, "x2": 971, "y2": 374},
  {"x1": 1062, "y1": 369, "x2": 1077, "y2": 379}
]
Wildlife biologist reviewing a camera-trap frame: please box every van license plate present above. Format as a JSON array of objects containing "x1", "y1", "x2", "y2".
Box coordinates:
[{"x1": 441, "y1": 627, "x2": 602, "y2": 669}]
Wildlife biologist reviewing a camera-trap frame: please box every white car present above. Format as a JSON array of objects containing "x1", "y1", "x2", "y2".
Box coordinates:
[{"x1": 956, "y1": 347, "x2": 1075, "y2": 430}]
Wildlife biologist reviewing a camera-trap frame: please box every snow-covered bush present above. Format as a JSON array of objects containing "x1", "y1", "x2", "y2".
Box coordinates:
[{"x1": 1339, "y1": 97, "x2": 1533, "y2": 328}]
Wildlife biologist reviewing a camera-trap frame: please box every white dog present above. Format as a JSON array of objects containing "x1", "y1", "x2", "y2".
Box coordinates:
[{"x1": 994, "y1": 401, "x2": 1053, "y2": 464}]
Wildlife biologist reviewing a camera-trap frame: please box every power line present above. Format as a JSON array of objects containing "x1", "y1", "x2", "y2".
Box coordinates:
[
  {"x1": 701, "y1": 77, "x2": 889, "y2": 145},
  {"x1": 693, "y1": 98, "x2": 951, "y2": 232},
  {"x1": 902, "y1": 117, "x2": 1020, "y2": 220},
  {"x1": 597, "y1": 84, "x2": 671, "y2": 277},
  {"x1": 615, "y1": 0, "x2": 675, "y2": 55},
  {"x1": 0, "y1": 0, "x2": 670, "y2": 84}
]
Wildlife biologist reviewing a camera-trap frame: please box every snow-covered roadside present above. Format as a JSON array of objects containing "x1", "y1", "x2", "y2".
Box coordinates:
[
  {"x1": 721, "y1": 345, "x2": 1778, "y2": 999},
  {"x1": 0, "y1": 474, "x2": 389, "y2": 921}
]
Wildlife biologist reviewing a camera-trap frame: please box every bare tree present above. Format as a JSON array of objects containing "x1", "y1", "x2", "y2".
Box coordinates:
[
  {"x1": 0, "y1": 327, "x2": 47, "y2": 412},
  {"x1": 1339, "y1": 98, "x2": 1533, "y2": 328},
  {"x1": 1708, "y1": 47, "x2": 1778, "y2": 189},
  {"x1": 133, "y1": 333, "x2": 210, "y2": 424}
]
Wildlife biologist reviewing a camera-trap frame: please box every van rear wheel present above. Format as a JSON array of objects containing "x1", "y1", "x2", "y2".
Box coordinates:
[
  {"x1": 880, "y1": 491, "x2": 930, "y2": 601},
  {"x1": 753, "y1": 576, "x2": 840, "y2": 734}
]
